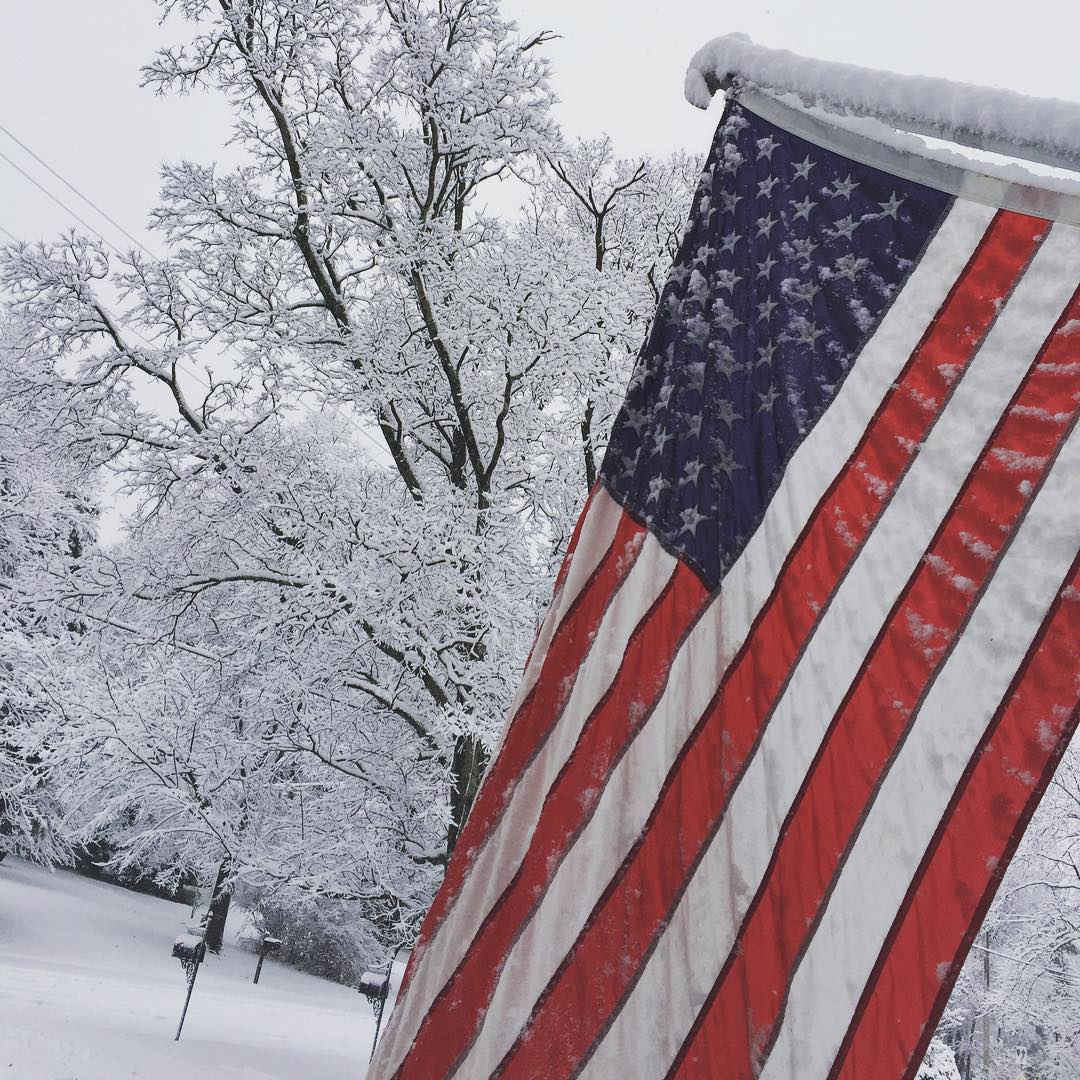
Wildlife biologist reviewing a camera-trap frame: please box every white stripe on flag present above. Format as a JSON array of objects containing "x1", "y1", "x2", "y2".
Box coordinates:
[
  {"x1": 378, "y1": 531, "x2": 677, "y2": 1077},
  {"x1": 759, "y1": 329, "x2": 1080, "y2": 1079},
  {"x1": 579, "y1": 219, "x2": 1080, "y2": 1080},
  {"x1": 451, "y1": 198, "x2": 997, "y2": 1078}
]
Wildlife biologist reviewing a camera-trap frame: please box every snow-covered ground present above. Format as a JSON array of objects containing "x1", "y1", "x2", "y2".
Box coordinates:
[{"x1": 0, "y1": 857, "x2": 375, "y2": 1079}]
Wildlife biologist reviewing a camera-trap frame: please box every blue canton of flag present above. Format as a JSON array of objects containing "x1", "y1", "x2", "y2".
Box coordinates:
[{"x1": 601, "y1": 103, "x2": 950, "y2": 587}]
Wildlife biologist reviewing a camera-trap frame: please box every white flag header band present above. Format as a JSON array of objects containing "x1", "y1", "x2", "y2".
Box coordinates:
[{"x1": 736, "y1": 85, "x2": 1080, "y2": 228}]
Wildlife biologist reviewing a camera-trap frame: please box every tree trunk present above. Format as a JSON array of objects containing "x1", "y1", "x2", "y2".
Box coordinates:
[
  {"x1": 446, "y1": 734, "x2": 489, "y2": 855},
  {"x1": 203, "y1": 858, "x2": 232, "y2": 954},
  {"x1": 581, "y1": 399, "x2": 597, "y2": 492}
]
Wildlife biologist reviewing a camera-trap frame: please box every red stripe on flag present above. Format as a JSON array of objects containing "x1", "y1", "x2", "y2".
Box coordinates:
[
  {"x1": 829, "y1": 554, "x2": 1080, "y2": 1080},
  {"x1": 490, "y1": 211, "x2": 1046, "y2": 1080},
  {"x1": 407, "y1": 508, "x2": 647, "y2": 965},
  {"x1": 393, "y1": 561, "x2": 711, "y2": 1080},
  {"x1": 668, "y1": 286, "x2": 1080, "y2": 1080}
]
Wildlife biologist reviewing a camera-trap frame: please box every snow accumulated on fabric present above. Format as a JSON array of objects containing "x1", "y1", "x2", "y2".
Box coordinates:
[
  {"x1": 685, "y1": 33, "x2": 1080, "y2": 171},
  {"x1": 782, "y1": 94, "x2": 1080, "y2": 203}
]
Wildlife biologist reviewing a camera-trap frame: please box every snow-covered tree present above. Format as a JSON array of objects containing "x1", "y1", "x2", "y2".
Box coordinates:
[
  {"x1": 935, "y1": 746, "x2": 1080, "y2": 1080},
  {"x1": 918, "y1": 1039, "x2": 963, "y2": 1080},
  {"x1": 0, "y1": 0, "x2": 696, "y2": 961},
  {"x1": 0, "y1": 327, "x2": 97, "y2": 864}
]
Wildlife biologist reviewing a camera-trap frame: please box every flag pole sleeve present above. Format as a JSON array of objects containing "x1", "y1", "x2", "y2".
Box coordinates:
[{"x1": 685, "y1": 33, "x2": 1080, "y2": 176}]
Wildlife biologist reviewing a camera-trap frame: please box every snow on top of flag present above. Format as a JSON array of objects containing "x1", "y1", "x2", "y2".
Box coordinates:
[
  {"x1": 685, "y1": 33, "x2": 1080, "y2": 175},
  {"x1": 599, "y1": 101, "x2": 950, "y2": 588}
]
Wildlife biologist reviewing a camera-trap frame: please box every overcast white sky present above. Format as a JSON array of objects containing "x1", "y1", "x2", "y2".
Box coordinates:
[{"x1": 2, "y1": 0, "x2": 1080, "y2": 251}]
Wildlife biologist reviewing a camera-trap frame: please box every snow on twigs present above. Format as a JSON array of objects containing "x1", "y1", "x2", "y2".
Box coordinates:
[{"x1": 686, "y1": 33, "x2": 1080, "y2": 173}]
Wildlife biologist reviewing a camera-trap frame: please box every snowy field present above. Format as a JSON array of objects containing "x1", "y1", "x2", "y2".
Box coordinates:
[{"x1": 0, "y1": 857, "x2": 375, "y2": 1079}]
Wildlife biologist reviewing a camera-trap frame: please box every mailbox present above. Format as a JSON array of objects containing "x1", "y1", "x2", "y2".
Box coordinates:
[
  {"x1": 357, "y1": 969, "x2": 389, "y2": 1000},
  {"x1": 171, "y1": 933, "x2": 206, "y2": 968}
]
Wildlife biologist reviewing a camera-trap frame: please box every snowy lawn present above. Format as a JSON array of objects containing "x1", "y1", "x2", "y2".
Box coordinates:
[{"x1": 0, "y1": 857, "x2": 375, "y2": 1079}]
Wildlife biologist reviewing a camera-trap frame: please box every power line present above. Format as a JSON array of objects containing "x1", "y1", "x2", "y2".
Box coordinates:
[
  {"x1": 969, "y1": 942, "x2": 1080, "y2": 988},
  {"x1": 0, "y1": 121, "x2": 150, "y2": 254},
  {"x1": 0, "y1": 146, "x2": 129, "y2": 257},
  {"x1": 0, "y1": 127, "x2": 390, "y2": 463}
]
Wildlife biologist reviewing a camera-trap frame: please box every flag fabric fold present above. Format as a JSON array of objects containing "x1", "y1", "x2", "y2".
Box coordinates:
[{"x1": 369, "y1": 92, "x2": 1080, "y2": 1080}]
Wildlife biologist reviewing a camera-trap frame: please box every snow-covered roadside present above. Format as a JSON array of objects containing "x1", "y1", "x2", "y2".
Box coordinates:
[{"x1": 0, "y1": 857, "x2": 375, "y2": 1079}]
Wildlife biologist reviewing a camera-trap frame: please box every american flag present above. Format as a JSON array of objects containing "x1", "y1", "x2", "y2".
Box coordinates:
[{"x1": 370, "y1": 98, "x2": 1080, "y2": 1080}]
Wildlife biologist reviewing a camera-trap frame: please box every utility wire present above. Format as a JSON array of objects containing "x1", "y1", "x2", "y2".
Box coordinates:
[
  {"x1": 0, "y1": 146, "x2": 129, "y2": 257},
  {"x1": 0, "y1": 121, "x2": 150, "y2": 254},
  {"x1": 969, "y1": 942, "x2": 1080, "y2": 988},
  {"x1": 0, "y1": 125, "x2": 390, "y2": 462}
]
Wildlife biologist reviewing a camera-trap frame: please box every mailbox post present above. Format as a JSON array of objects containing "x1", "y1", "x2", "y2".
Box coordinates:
[
  {"x1": 358, "y1": 965, "x2": 392, "y2": 1059},
  {"x1": 358, "y1": 945, "x2": 410, "y2": 1061},
  {"x1": 252, "y1": 935, "x2": 282, "y2": 985},
  {"x1": 171, "y1": 930, "x2": 207, "y2": 1041}
]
